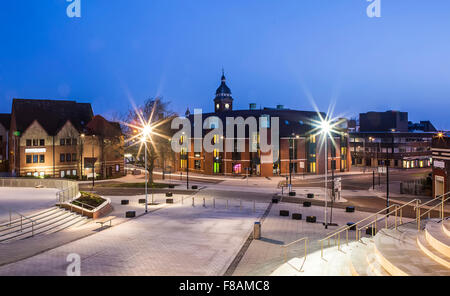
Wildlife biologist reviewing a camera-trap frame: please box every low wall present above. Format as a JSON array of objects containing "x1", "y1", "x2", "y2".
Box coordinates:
[{"x1": 0, "y1": 178, "x2": 80, "y2": 201}]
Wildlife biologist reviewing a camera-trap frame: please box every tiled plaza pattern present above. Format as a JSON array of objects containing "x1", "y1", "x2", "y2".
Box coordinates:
[{"x1": 0, "y1": 200, "x2": 267, "y2": 276}]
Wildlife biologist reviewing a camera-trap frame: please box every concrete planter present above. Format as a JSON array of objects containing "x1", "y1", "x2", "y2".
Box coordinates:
[{"x1": 138, "y1": 199, "x2": 146, "y2": 204}]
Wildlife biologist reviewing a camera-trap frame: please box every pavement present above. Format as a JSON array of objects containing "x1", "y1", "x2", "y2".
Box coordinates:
[{"x1": 0, "y1": 197, "x2": 269, "y2": 276}]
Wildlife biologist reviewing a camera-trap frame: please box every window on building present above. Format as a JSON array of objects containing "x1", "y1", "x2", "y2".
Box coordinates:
[
  {"x1": 233, "y1": 164, "x2": 242, "y2": 174},
  {"x1": 309, "y1": 162, "x2": 316, "y2": 173},
  {"x1": 194, "y1": 160, "x2": 201, "y2": 170},
  {"x1": 66, "y1": 139, "x2": 72, "y2": 146},
  {"x1": 310, "y1": 135, "x2": 316, "y2": 143},
  {"x1": 33, "y1": 139, "x2": 39, "y2": 146},
  {"x1": 60, "y1": 139, "x2": 65, "y2": 146},
  {"x1": 26, "y1": 139, "x2": 32, "y2": 147},
  {"x1": 33, "y1": 155, "x2": 38, "y2": 163},
  {"x1": 115, "y1": 164, "x2": 120, "y2": 172},
  {"x1": 40, "y1": 155, "x2": 45, "y2": 163},
  {"x1": 73, "y1": 139, "x2": 77, "y2": 146},
  {"x1": 72, "y1": 153, "x2": 77, "y2": 161},
  {"x1": 66, "y1": 153, "x2": 71, "y2": 162},
  {"x1": 60, "y1": 154, "x2": 65, "y2": 162},
  {"x1": 72, "y1": 170, "x2": 77, "y2": 176},
  {"x1": 214, "y1": 162, "x2": 220, "y2": 174},
  {"x1": 40, "y1": 139, "x2": 45, "y2": 146},
  {"x1": 26, "y1": 155, "x2": 32, "y2": 164},
  {"x1": 60, "y1": 171, "x2": 65, "y2": 178}
]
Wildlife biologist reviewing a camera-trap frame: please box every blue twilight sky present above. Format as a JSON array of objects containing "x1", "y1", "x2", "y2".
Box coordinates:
[{"x1": 1, "y1": 0, "x2": 450, "y2": 129}]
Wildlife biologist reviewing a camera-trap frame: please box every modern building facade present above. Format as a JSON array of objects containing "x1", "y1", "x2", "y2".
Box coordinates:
[
  {"x1": 432, "y1": 134, "x2": 450, "y2": 198},
  {"x1": 8, "y1": 99, "x2": 124, "y2": 179},
  {"x1": 175, "y1": 73, "x2": 351, "y2": 177},
  {"x1": 350, "y1": 111, "x2": 435, "y2": 169}
]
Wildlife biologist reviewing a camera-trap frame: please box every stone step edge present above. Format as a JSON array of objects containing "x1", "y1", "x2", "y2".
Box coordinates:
[{"x1": 417, "y1": 234, "x2": 450, "y2": 269}]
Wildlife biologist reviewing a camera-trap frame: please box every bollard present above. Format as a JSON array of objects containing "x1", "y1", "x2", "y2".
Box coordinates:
[
  {"x1": 192, "y1": 197, "x2": 195, "y2": 207},
  {"x1": 213, "y1": 198, "x2": 216, "y2": 209},
  {"x1": 203, "y1": 198, "x2": 206, "y2": 208},
  {"x1": 253, "y1": 200, "x2": 256, "y2": 213},
  {"x1": 240, "y1": 200, "x2": 242, "y2": 211},
  {"x1": 226, "y1": 200, "x2": 229, "y2": 210},
  {"x1": 254, "y1": 222, "x2": 261, "y2": 240}
]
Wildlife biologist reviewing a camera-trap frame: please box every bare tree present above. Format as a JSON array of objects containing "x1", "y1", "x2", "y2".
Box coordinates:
[{"x1": 125, "y1": 97, "x2": 177, "y2": 184}]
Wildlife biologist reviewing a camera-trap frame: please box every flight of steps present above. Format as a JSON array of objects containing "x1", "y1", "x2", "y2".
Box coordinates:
[
  {"x1": 349, "y1": 219, "x2": 450, "y2": 276},
  {"x1": 0, "y1": 207, "x2": 90, "y2": 243}
]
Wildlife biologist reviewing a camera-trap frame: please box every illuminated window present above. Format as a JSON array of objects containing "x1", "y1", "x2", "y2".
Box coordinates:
[
  {"x1": 214, "y1": 149, "x2": 219, "y2": 158},
  {"x1": 225, "y1": 104, "x2": 230, "y2": 109},
  {"x1": 233, "y1": 164, "x2": 242, "y2": 174},
  {"x1": 310, "y1": 135, "x2": 316, "y2": 143},
  {"x1": 310, "y1": 162, "x2": 316, "y2": 173},
  {"x1": 214, "y1": 162, "x2": 220, "y2": 173}
]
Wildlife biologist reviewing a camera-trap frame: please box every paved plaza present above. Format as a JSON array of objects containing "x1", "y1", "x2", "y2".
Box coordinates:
[{"x1": 0, "y1": 198, "x2": 268, "y2": 276}]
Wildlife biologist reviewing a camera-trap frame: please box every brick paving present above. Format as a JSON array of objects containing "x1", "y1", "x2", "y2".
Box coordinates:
[{"x1": 0, "y1": 200, "x2": 268, "y2": 276}]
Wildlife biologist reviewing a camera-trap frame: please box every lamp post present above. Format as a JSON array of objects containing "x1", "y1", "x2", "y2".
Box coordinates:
[
  {"x1": 143, "y1": 139, "x2": 148, "y2": 213},
  {"x1": 80, "y1": 133, "x2": 85, "y2": 181},
  {"x1": 92, "y1": 135, "x2": 95, "y2": 190},
  {"x1": 318, "y1": 120, "x2": 332, "y2": 229}
]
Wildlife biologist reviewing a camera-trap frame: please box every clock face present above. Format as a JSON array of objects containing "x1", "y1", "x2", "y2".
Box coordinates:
[
  {"x1": 216, "y1": 104, "x2": 220, "y2": 109},
  {"x1": 225, "y1": 104, "x2": 230, "y2": 109}
]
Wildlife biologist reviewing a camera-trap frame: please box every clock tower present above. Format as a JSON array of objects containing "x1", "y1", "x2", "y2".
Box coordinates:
[{"x1": 214, "y1": 70, "x2": 233, "y2": 112}]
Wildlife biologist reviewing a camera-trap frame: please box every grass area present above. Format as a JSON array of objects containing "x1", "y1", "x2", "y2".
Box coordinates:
[
  {"x1": 98, "y1": 182, "x2": 177, "y2": 189},
  {"x1": 72, "y1": 192, "x2": 106, "y2": 208}
]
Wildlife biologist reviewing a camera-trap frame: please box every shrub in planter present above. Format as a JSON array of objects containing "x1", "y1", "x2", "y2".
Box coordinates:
[
  {"x1": 138, "y1": 199, "x2": 146, "y2": 204},
  {"x1": 191, "y1": 185, "x2": 198, "y2": 190},
  {"x1": 346, "y1": 206, "x2": 355, "y2": 213},
  {"x1": 347, "y1": 222, "x2": 356, "y2": 231},
  {"x1": 306, "y1": 216, "x2": 317, "y2": 223},
  {"x1": 289, "y1": 191, "x2": 296, "y2": 196},
  {"x1": 303, "y1": 201, "x2": 312, "y2": 207},
  {"x1": 126, "y1": 211, "x2": 136, "y2": 218},
  {"x1": 166, "y1": 198, "x2": 174, "y2": 204},
  {"x1": 272, "y1": 198, "x2": 279, "y2": 204},
  {"x1": 168, "y1": 184, "x2": 175, "y2": 189},
  {"x1": 166, "y1": 192, "x2": 173, "y2": 197},
  {"x1": 307, "y1": 193, "x2": 314, "y2": 199},
  {"x1": 121, "y1": 200, "x2": 129, "y2": 205},
  {"x1": 292, "y1": 213, "x2": 302, "y2": 220},
  {"x1": 280, "y1": 210, "x2": 290, "y2": 217}
]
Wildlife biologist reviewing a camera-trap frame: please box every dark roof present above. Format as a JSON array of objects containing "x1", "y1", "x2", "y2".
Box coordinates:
[
  {"x1": 187, "y1": 109, "x2": 331, "y2": 137},
  {"x1": 86, "y1": 115, "x2": 122, "y2": 138},
  {"x1": 0, "y1": 114, "x2": 11, "y2": 130},
  {"x1": 12, "y1": 99, "x2": 93, "y2": 135},
  {"x1": 215, "y1": 73, "x2": 233, "y2": 101}
]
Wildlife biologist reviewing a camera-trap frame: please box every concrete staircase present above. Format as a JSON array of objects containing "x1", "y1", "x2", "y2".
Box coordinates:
[
  {"x1": 349, "y1": 219, "x2": 450, "y2": 276},
  {"x1": 0, "y1": 207, "x2": 89, "y2": 244},
  {"x1": 273, "y1": 218, "x2": 450, "y2": 276}
]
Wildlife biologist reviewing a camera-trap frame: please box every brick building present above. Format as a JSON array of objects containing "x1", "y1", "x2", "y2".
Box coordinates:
[
  {"x1": 0, "y1": 114, "x2": 10, "y2": 172},
  {"x1": 432, "y1": 134, "x2": 450, "y2": 198},
  {"x1": 175, "y1": 73, "x2": 351, "y2": 177},
  {"x1": 8, "y1": 99, "x2": 124, "y2": 179}
]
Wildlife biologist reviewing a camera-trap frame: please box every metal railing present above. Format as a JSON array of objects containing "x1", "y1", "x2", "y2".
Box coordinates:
[
  {"x1": 318, "y1": 199, "x2": 421, "y2": 258},
  {"x1": 8, "y1": 211, "x2": 35, "y2": 236},
  {"x1": 357, "y1": 199, "x2": 420, "y2": 240},
  {"x1": 415, "y1": 191, "x2": 450, "y2": 230},
  {"x1": 281, "y1": 237, "x2": 309, "y2": 272}
]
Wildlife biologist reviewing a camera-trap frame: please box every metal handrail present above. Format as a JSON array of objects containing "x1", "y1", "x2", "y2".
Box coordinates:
[
  {"x1": 418, "y1": 191, "x2": 450, "y2": 209},
  {"x1": 281, "y1": 237, "x2": 309, "y2": 272},
  {"x1": 416, "y1": 194, "x2": 450, "y2": 230},
  {"x1": 9, "y1": 211, "x2": 36, "y2": 236},
  {"x1": 319, "y1": 200, "x2": 420, "y2": 258}
]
